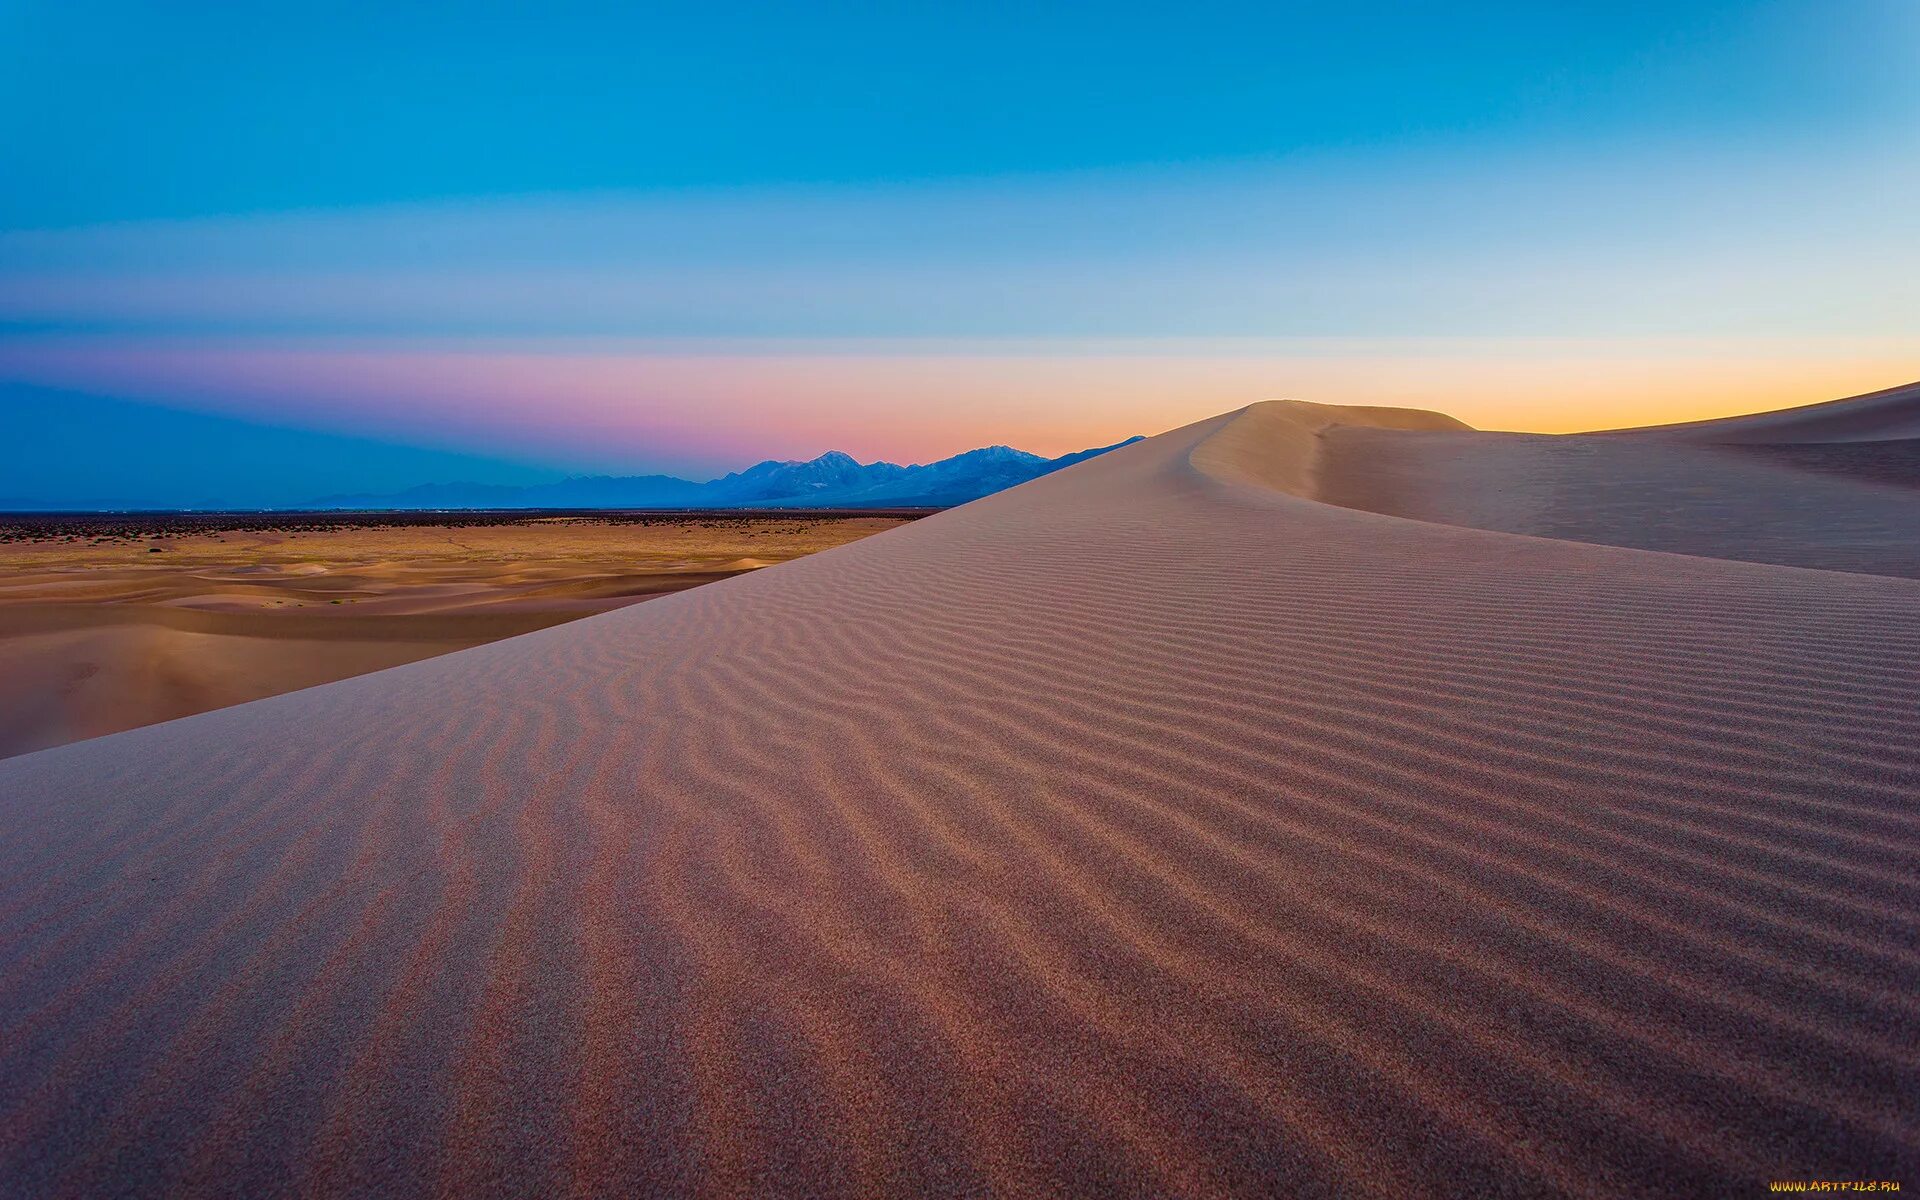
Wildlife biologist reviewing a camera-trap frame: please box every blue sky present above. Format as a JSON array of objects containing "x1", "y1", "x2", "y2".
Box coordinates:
[
  {"x1": 7, "y1": 1, "x2": 1899, "y2": 226},
  {"x1": 2, "y1": 1, "x2": 1916, "y2": 506}
]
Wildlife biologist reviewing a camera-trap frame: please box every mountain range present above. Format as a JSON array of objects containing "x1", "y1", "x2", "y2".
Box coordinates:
[{"x1": 307, "y1": 437, "x2": 1143, "y2": 511}]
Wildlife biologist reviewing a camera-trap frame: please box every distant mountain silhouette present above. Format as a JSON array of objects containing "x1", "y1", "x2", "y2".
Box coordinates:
[{"x1": 306, "y1": 438, "x2": 1143, "y2": 510}]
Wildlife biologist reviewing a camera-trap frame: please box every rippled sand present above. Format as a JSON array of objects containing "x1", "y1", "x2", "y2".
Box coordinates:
[{"x1": 1, "y1": 390, "x2": 1916, "y2": 1197}]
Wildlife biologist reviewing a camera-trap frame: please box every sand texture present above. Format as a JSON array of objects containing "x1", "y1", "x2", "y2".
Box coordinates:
[{"x1": 1, "y1": 394, "x2": 1917, "y2": 1197}]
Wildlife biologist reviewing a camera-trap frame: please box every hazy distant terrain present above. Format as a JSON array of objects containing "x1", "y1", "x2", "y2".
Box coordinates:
[{"x1": 304, "y1": 438, "x2": 1142, "y2": 511}]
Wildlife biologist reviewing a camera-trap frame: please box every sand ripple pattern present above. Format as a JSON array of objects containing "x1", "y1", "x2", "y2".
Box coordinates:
[{"x1": 2, "y1": 402, "x2": 1917, "y2": 1198}]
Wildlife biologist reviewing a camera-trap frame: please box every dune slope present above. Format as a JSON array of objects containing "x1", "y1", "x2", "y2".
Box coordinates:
[
  {"x1": 1, "y1": 400, "x2": 1917, "y2": 1198},
  {"x1": 1320, "y1": 381, "x2": 1920, "y2": 579},
  {"x1": 1606, "y1": 378, "x2": 1920, "y2": 444}
]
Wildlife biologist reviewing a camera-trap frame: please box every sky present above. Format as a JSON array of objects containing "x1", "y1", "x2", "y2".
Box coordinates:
[{"x1": 2, "y1": 0, "x2": 1917, "y2": 507}]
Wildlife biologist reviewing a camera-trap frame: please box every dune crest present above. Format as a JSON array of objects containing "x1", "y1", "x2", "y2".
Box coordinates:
[
  {"x1": 1607, "y1": 378, "x2": 1920, "y2": 444},
  {"x1": 1187, "y1": 399, "x2": 1472, "y2": 498},
  {"x1": 0, "y1": 394, "x2": 1916, "y2": 1198}
]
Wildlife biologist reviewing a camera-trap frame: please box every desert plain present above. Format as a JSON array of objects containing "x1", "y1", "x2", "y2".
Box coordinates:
[
  {"x1": 0, "y1": 385, "x2": 1917, "y2": 1197},
  {"x1": 0, "y1": 512, "x2": 913, "y2": 759}
]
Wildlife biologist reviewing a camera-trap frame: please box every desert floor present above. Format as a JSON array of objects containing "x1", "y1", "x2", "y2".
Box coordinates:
[
  {"x1": 1, "y1": 387, "x2": 1917, "y2": 1197},
  {"x1": 0, "y1": 512, "x2": 913, "y2": 758}
]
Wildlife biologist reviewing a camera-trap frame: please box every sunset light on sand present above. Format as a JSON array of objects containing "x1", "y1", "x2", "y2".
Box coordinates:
[{"x1": 2, "y1": 3, "x2": 1917, "y2": 1198}]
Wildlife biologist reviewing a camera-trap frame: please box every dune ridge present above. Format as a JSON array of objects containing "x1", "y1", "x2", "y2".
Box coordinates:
[
  {"x1": 1605, "y1": 378, "x2": 1920, "y2": 444},
  {"x1": 1, "y1": 397, "x2": 1917, "y2": 1197},
  {"x1": 1186, "y1": 399, "x2": 1471, "y2": 497},
  {"x1": 1318, "y1": 382, "x2": 1920, "y2": 580}
]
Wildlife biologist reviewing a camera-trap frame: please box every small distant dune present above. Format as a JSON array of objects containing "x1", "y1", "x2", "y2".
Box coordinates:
[
  {"x1": 0, "y1": 389, "x2": 1916, "y2": 1197},
  {"x1": 221, "y1": 562, "x2": 331, "y2": 576},
  {"x1": 0, "y1": 619, "x2": 469, "y2": 760}
]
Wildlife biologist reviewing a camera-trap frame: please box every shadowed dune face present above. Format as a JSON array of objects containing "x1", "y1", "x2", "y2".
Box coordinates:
[
  {"x1": 0, "y1": 620, "x2": 473, "y2": 762},
  {"x1": 1, "y1": 398, "x2": 1918, "y2": 1197},
  {"x1": 1320, "y1": 381, "x2": 1920, "y2": 579}
]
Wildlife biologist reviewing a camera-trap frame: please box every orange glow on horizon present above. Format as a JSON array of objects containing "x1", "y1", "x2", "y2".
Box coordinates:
[{"x1": 0, "y1": 336, "x2": 1912, "y2": 469}]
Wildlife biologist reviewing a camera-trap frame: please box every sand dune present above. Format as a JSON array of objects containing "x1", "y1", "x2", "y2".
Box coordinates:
[
  {"x1": 1320, "y1": 382, "x2": 1920, "y2": 579},
  {"x1": 1, "y1": 392, "x2": 1917, "y2": 1197},
  {"x1": 0, "y1": 615, "x2": 485, "y2": 762},
  {"x1": 1608, "y1": 377, "x2": 1920, "y2": 443}
]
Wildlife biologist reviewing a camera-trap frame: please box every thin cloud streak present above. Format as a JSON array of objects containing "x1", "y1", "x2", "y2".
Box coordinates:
[{"x1": 3, "y1": 138, "x2": 1916, "y2": 341}]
